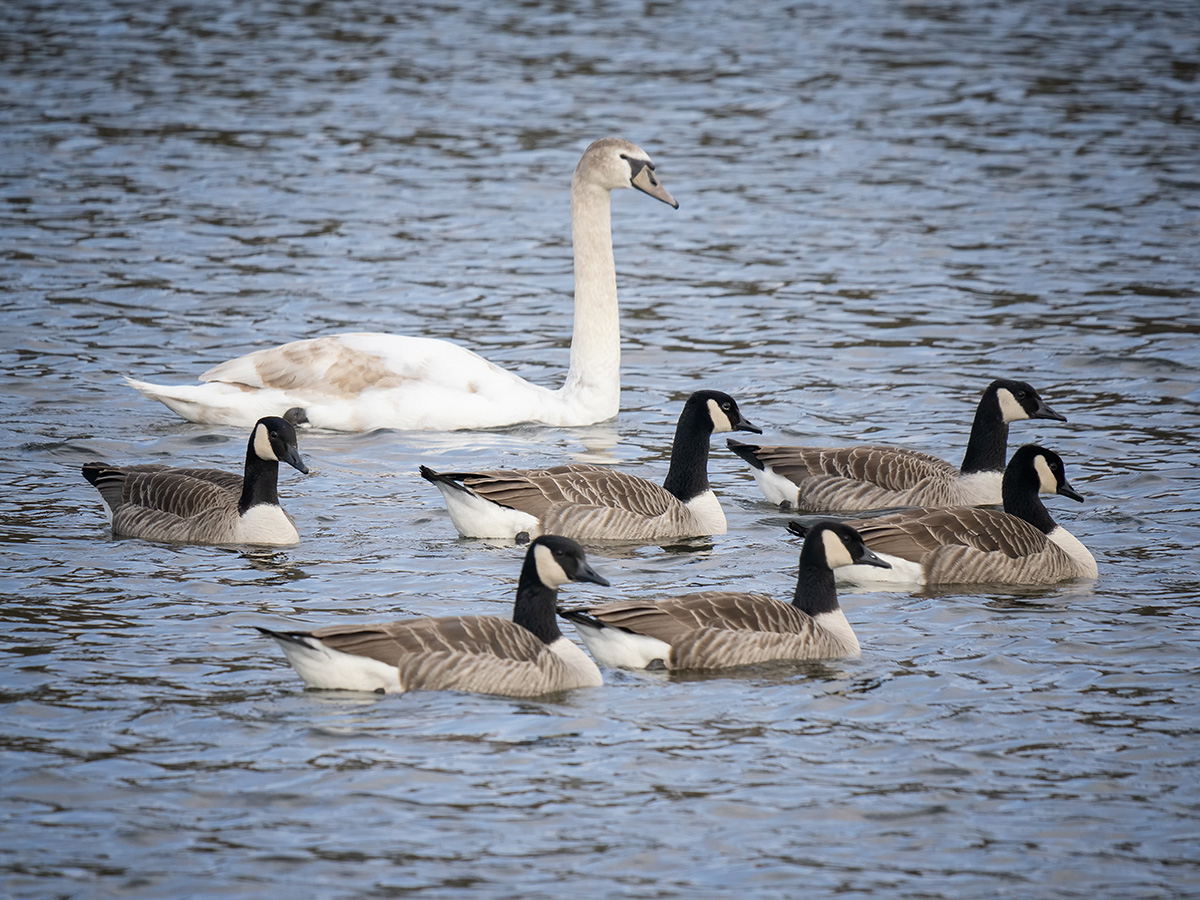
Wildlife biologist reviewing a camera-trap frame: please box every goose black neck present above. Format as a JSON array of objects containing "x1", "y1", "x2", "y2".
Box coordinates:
[
  {"x1": 513, "y1": 554, "x2": 565, "y2": 645},
  {"x1": 661, "y1": 402, "x2": 712, "y2": 502},
  {"x1": 791, "y1": 540, "x2": 841, "y2": 617},
  {"x1": 1002, "y1": 466, "x2": 1057, "y2": 534},
  {"x1": 960, "y1": 391, "x2": 1009, "y2": 475},
  {"x1": 238, "y1": 445, "x2": 281, "y2": 516}
]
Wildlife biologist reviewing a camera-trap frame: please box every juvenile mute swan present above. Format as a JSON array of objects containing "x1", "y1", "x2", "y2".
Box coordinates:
[{"x1": 127, "y1": 138, "x2": 677, "y2": 432}]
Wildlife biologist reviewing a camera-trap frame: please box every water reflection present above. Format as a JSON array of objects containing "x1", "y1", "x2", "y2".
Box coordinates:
[{"x1": 4, "y1": 0, "x2": 1200, "y2": 897}]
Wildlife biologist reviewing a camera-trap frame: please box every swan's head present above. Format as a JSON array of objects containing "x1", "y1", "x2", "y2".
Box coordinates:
[{"x1": 575, "y1": 137, "x2": 678, "y2": 208}]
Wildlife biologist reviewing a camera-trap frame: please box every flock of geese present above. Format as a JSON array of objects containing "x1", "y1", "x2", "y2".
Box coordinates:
[{"x1": 83, "y1": 138, "x2": 1099, "y2": 699}]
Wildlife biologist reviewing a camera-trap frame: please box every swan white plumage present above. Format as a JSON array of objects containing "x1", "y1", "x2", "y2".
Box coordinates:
[{"x1": 126, "y1": 138, "x2": 678, "y2": 432}]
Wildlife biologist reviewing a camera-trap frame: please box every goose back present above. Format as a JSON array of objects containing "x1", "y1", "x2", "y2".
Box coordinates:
[
  {"x1": 271, "y1": 617, "x2": 600, "y2": 697},
  {"x1": 730, "y1": 442, "x2": 966, "y2": 510},
  {"x1": 559, "y1": 521, "x2": 883, "y2": 669},
  {"x1": 826, "y1": 444, "x2": 1097, "y2": 586},
  {"x1": 849, "y1": 507, "x2": 1088, "y2": 585},
  {"x1": 84, "y1": 464, "x2": 281, "y2": 544},
  {"x1": 565, "y1": 591, "x2": 856, "y2": 670}
]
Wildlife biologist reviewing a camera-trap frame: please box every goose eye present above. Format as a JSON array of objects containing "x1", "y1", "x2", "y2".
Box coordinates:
[{"x1": 722, "y1": 402, "x2": 732, "y2": 411}]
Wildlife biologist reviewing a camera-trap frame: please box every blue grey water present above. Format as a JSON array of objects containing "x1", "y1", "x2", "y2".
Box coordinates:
[{"x1": 2, "y1": 0, "x2": 1199, "y2": 897}]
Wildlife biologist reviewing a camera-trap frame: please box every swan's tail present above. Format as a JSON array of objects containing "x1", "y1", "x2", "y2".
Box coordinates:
[{"x1": 125, "y1": 376, "x2": 269, "y2": 427}]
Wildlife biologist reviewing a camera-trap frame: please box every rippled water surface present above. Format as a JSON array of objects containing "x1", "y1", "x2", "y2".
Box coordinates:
[{"x1": 3, "y1": 1, "x2": 1200, "y2": 897}]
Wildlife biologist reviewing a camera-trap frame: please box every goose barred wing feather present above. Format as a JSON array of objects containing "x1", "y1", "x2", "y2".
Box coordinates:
[
  {"x1": 774, "y1": 446, "x2": 960, "y2": 510},
  {"x1": 852, "y1": 507, "x2": 1050, "y2": 559},
  {"x1": 84, "y1": 465, "x2": 241, "y2": 519},
  {"x1": 763, "y1": 445, "x2": 953, "y2": 490},
  {"x1": 668, "y1": 625, "x2": 830, "y2": 670},
  {"x1": 852, "y1": 507, "x2": 1085, "y2": 584},
  {"x1": 918, "y1": 538, "x2": 1083, "y2": 584},
  {"x1": 577, "y1": 592, "x2": 805, "y2": 639},
  {"x1": 573, "y1": 592, "x2": 836, "y2": 669},
  {"x1": 539, "y1": 499, "x2": 695, "y2": 541},
  {"x1": 308, "y1": 617, "x2": 590, "y2": 697},
  {"x1": 455, "y1": 465, "x2": 677, "y2": 519},
  {"x1": 162, "y1": 467, "x2": 246, "y2": 494}
]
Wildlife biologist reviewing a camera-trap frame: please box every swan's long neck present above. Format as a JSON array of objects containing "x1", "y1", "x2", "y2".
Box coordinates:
[{"x1": 561, "y1": 178, "x2": 619, "y2": 418}]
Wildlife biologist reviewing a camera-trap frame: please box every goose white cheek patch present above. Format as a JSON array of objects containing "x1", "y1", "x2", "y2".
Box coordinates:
[
  {"x1": 706, "y1": 398, "x2": 733, "y2": 434},
  {"x1": 252, "y1": 424, "x2": 280, "y2": 462},
  {"x1": 996, "y1": 388, "x2": 1027, "y2": 422},
  {"x1": 533, "y1": 543, "x2": 570, "y2": 588}
]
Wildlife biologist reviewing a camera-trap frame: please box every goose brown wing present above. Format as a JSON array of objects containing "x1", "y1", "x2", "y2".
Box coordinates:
[
  {"x1": 578, "y1": 592, "x2": 802, "y2": 642},
  {"x1": 852, "y1": 507, "x2": 1050, "y2": 560},
  {"x1": 87, "y1": 465, "x2": 241, "y2": 518},
  {"x1": 310, "y1": 617, "x2": 583, "y2": 696},
  {"x1": 758, "y1": 445, "x2": 955, "y2": 493},
  {"x1": 919, "y1": 538, "x2": 1080, "y2": 585},
  {"x1": 457, "y1": 465, "x2": 674, "y2": 518},
  {"x1": 539, "y1": 497, "x2": 694, "y2": 541},
  {"x1": 162, "y1": 467, "x2": 245, "y2": 493},
  {"x1": 668, "y1": 626, "x2": 826, "y2": 670},
  {"x1": 120, "y1": 469, "x2": 242, "y2": 519}
]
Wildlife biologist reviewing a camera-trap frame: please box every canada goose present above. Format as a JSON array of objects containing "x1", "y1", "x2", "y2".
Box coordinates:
[
  {"x1": 126, "y1": 138, "x2": 677, "y2": 432},
  {"x1": 557, "y1": 521, "x2": 889, "y2": 670},
  {"x1": 419, "y1": 390, "x2": 761, "y2": 542},
  {"x1": 727, "y1": 378, "x2": 1066, "y2": 511},
  {"x1": 257, "y1": 536, "x2": 608, "y2": 696},
  {"x1": 82, "y1": 417, "x2": 308, "y2": 546},
  {"x1": 789, "y1": 444, "x2": 1098, "y2": 588},
  {"x1": 82, "y1": 416, "x2": 309, "y2": 546}
]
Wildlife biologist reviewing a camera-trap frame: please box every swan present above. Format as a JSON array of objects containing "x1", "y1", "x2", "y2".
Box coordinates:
[{"x1": 126, "y1": 137, "x2": 678, "y2": 431}]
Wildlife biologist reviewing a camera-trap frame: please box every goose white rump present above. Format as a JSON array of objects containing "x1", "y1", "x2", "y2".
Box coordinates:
[{"x1": 127, "y1": 138, "x2": 678, "y2": 432}]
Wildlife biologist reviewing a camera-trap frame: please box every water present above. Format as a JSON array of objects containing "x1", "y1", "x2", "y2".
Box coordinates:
[{"x1": 3, "y1": 0, "x2": 1199, "y2": 897}]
